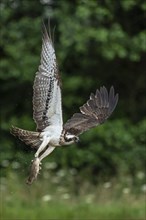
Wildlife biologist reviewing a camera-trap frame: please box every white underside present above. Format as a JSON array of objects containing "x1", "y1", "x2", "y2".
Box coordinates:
[{"x1": 35, "y1": 124, "x2": 62, "y2": 160}]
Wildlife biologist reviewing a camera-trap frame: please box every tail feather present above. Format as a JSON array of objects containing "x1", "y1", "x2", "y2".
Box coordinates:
[{"x1": 10, "y1": 126, "x2": 42, "y2": 149}]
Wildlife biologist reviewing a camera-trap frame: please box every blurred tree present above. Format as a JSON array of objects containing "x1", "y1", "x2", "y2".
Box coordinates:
[{"x1": 0, "y1": 0, "x2": 146, "y2": 181}]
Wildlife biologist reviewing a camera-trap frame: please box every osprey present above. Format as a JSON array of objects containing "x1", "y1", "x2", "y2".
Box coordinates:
[{"x1": 11, "y1": 24, "x2": 118, "y2": 184}]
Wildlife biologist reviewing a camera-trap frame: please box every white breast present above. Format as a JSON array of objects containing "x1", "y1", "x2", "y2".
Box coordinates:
[{"x1": 42, "y1": 125, "x2": 62, "y2": 146}]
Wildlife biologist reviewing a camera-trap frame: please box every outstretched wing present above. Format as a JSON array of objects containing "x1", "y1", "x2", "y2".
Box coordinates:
[
  {"x1": 63, "y1": 86, "x2": 118, "y2": 136},
  {"x1": 33, "y1": 24, "x2": 62, "y2": 131}
]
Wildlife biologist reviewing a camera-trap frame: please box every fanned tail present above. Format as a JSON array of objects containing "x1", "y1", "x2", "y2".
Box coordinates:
[{"x1": 10, "y1": 126, "x2": 41, "y2": 149}]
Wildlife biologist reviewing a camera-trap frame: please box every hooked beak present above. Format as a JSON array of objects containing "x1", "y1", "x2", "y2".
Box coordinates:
[{"x1": 75, "y1": 137, "x2": 80, "y2": 143}]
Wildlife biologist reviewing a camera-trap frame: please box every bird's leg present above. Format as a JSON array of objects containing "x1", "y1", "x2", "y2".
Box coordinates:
[
  {"x1": 39, "y1": 145, "x2": 55, "y2": 161},
  {"x1": 35, "y1": 135, "x2": 50, "y2": 158},
  {"x1": 26, "y1": 145, "x2": 55, "y2": 185}
]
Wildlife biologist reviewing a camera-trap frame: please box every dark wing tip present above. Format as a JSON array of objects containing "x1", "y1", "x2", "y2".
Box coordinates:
[
  {"x1": 108, "y1": 86, "x2": 119, "y2": 115},
  {"x1": 80, "y1": 85, "x2": 118, "y2": 118},
  {"x1": 89, "y1": 85, "x2": 118, "y2": 118},
  {"x1": 42, "y1": 22, "x2": 49, "y2": 41},
  {"x1": 42, "y1": 20, "x2": 53, "y2": 44}
]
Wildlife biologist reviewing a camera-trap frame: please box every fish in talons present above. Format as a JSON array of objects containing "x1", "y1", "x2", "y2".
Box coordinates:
[{"x1": 26, "y1": 158, "x2": 41, "y2": 185}]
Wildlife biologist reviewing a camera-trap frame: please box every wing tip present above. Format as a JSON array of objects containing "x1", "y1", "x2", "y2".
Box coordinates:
[
  {"x1": 42, "y1": 20, "x2": 54, "y2": 44},
  {"x1": 108, "y1": 86, "x2": 119, "y2": 114},
  {"x1": 95, "y1": 85, "x2": 119, "y2": 115},
  {"x1": 42, "y1": 23, "x2": 49, "y2": 41}
]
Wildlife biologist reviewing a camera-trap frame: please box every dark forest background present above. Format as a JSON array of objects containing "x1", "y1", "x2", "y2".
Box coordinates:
[
  {"x1": 0, "y1": 1, "x2": 146, "y2": 219},
  {"x1": 0, "y1": 0, "x2": 146, "y2": 182}
]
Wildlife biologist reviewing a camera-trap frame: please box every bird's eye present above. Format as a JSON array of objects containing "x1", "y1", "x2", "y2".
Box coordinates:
[{"x1": 64, "y1": 136, "x2": 72, "y2": 142}]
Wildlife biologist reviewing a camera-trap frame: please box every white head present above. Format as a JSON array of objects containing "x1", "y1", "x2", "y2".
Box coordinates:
[{"x1": 61, "y1": 132, "x2": 79, "y2": 145}]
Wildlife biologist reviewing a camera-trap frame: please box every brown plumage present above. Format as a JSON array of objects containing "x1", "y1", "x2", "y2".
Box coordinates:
[
  {"x1": 63, "y1": 86, "x2": 118, "y2": 136},
  {"x1": 10, "y1": 126, "x2": 41, "y2": 149}
]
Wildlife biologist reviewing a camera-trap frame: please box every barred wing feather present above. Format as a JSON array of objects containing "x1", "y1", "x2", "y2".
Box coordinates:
[
  {"x1": 63, "y1": 86, "x2": 118, "y2": 136},
  {"x1": 33, "y1": 25, "x2": 62, "y2": 131}
]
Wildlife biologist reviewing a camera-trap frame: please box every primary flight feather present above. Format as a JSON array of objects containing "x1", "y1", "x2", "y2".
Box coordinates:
[{"x1": 11, "y1": 24, "x2": 118, "y2": 184}]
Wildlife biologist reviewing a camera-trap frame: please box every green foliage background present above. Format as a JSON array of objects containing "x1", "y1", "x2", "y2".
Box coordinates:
[{"x1": 0, "y1": 0, "x2": 146, "y2": 182}]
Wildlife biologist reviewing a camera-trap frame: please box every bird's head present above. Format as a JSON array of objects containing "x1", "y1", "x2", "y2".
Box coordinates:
[{"x1": 62, "y1": 132, "x2": 80, "y2": 145}]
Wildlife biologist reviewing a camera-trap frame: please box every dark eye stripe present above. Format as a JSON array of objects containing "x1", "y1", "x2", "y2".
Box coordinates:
[{"x1": 64, "y1": 136, "x2": 72, "y2": 142}]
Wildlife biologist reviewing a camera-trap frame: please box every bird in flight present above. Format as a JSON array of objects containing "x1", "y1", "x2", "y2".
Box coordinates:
[{"x1": 11, "y1": 24, "x2": 118, "y2": 184}]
